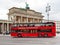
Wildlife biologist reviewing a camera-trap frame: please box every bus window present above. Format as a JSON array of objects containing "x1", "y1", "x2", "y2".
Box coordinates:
[
  {"x1": 28, "y1": 30, "x2": 37, "y2": 33},
  {"x1": 38, "y1": 29, "x2": 52, "y2": 32}
]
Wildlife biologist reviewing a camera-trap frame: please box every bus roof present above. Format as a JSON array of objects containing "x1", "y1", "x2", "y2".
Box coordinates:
[{"x1": 13, "y1": 22, "x2": 54, "y2": 24}]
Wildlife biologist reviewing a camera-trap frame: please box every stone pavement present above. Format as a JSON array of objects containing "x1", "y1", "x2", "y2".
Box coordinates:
[
  {"x1": 0, "y1": 34, "x2": 60, "y2": 45},
  {"x1": 0, "y1": 34, "x2": 10, "y2": 36}
]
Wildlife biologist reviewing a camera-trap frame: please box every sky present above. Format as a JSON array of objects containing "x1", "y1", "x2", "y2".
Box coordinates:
[{"x1": 0, "y1": 0, "x2": 60, "y2": 21}]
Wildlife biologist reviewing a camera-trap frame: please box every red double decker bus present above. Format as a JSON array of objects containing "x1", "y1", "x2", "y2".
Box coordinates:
[{"x1": 10, "y1": 22, "x2": 56, "y2": 37}]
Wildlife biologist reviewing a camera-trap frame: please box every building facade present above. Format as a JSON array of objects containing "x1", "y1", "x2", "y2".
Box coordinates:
[
  {"x1": 0, "y1": 20, "x2": 12, "y2": 34},
  {"x1": 8, "y1": 7, "x2": 44, "y2": 23}
]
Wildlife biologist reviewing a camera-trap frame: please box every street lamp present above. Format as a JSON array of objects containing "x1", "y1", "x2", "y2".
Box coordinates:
[{"x1": 46, "y1": 3, "x2": 51, "y2": 22}]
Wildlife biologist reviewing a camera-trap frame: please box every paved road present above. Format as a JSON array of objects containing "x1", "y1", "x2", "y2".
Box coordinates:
[{"x1": 0, "y1": 34, "x2": 60, "y2": 45}]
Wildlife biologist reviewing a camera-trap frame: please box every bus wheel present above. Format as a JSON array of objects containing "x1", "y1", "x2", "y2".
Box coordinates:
[{"x1": 17, "y1": 34, "x2": 22, "y2": 37}]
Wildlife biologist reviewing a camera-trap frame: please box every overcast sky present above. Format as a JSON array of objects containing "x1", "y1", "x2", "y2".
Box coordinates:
[{"x1": 0, "y1": 0, "x2": 60, "y2": 21}]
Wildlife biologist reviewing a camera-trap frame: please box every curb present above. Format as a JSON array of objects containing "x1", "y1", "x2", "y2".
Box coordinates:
[{"x1": 0, "y1": 34, "x2": 10, "y2": 36}]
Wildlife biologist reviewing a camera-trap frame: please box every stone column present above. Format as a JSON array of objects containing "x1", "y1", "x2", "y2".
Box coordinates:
[
  {"x1": 37, "y1": 19, "x2": 39, "y2": 23},
  {"x1": 4, "y1": 23, "x2": 7, "y2": 34},
  {"x1": 1, "y1": 23, "x2": 4, "y2": 34},
  {"x1": 19, "y1": 16, "x2": 21, "y2": 23},
  {"x1": 38, "y1": 19, "x2": 40, "y2": 23},
  {"x1": 7, "y1": 23, "x2": 9, "y2": 33},
  {"x1": 21, "y1": 16, "x2": 22, "y2": 23},
  {"x1": 33, "y1": 18, "x2": 34, "y2": 23},
  {"x1": 14, "y1": 16, "x2": 16, "y2": 23},
  {"x1": 26, "y1": 17, "x2": 28, "y2": 23}
]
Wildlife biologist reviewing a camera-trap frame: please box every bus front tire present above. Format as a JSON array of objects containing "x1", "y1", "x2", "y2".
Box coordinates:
[{"x1": 17, "y1": 34, "x2": 22, "y2": 37}]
